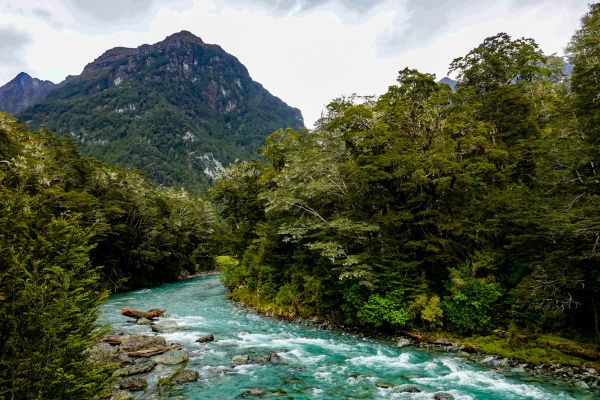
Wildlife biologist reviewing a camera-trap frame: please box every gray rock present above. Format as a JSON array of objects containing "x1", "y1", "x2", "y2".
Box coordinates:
[
  {"x1": 115, "y1": 359, "x2": 156, "y2": 376},
  {"x1": 136, "y1": 317, "x2": 152, "y2": 325},
  {"x1": 87, "y1": 342, "x2": 119, "y2": 363},
  {"x1": 241, "y1": 387, "x2": 265, "y2": 397},
  {"x1": 232, "y1": 354, "x2": 250, "y2": 366},
  {"x1": 434, "y1": 393, "x2": 455, "y2": 400},
  {"x1": 396, "y1": 337, "x2": 411, "y2": 347},
  {"x1": 150, "y1": 320, "x2": 178, "y2": 333},
  {"x1": 574, "y1": 380, "x2": 590, "y2": 389},
  {"x1": 482, "y1": 356, "x2": 495, "y2": 365},
  {"x1": 121, "y1": 335, "x2": 166, "y2": 352},
  {"x1": 118, "y1": 376, "x2": 147, "y2": 392},
  {"x1": 196, "y1": 334, "x2": 214, "y2": 343},
  {"x1": 401, "y1": 386, "x2": 421, "y2": 393},
  {"x1": 153, "y1": 349, "x2": 189, "y2": 365},
  {"x1": 375, "y1": 382, "x2": 395, "y2": 389},
  {"x1": 110, "y1": 390, "x2": 133, "y2": 400},
  {"x1": 170, "y1": 369, "x2": 200, "y2": 384}
]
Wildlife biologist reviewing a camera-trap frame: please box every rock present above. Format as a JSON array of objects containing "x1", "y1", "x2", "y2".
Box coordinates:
[
  {"x1": 110, "y1": 390, "x2": 133, "y2": 400},
  {"x1": 434, "y1": 393, "x2": 455, "y2": 400},
  {"x1": 150, "y1": 320, "x2": 178, "y2": 333},
  {"x1": 87, "y1": 342, "x2": 119, "y2": 363},
  {"x1": 574, "y1": 380, "x2": 590, "y2": 389},
  {"x1": 241, "y1": 387, "x2": 265, "y2": 397},
  {"x1": 121, "y1": 335, "x2": 166, "y2": 352},
  {"x1": 153, "y1": 349, "x2": 189, "y2": 365},
  {"x1": 401, "y1": 386, "x2": 421, "y2": 393},
  {"x1": 115, "y1": 359, "x2": 156, "y2": 376},
  {"x1": 396, "y1": 337, "x2": 412, "y2": 347},
  {"x1": 482, "y1": 356, "x2": 495, "y2": 365},
  {"x1": 196, "y1": 334, "x2": 214, "y2": 343},
  {"x1": 118, "y1": 376, "x2": 147, "y2": 392},
  {"x1": 271, "y1": 389, "x2": 287, "y2": 395},
  {"x1": 232, "y1": 354, "x2": 250, "y2": 366},
  {"x1": 375, "y1": 382, "x2": 395, "y2": 389},
  {"x1": 136, "y1": 318, "x2": 152, "y2": 326},
  {"x1": 170, "y1": 369, "x2": 200, "y2": 384}
]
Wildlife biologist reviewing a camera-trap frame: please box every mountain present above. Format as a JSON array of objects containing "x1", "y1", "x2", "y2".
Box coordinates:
[
  {"x1": 438, "y1": 76, "x2": 457, "y2": 91},
  {"x1": 0, "y1": 72, "x2": 56, "y2": 115},
  {"x1": 14, "y1": 31, "x2": 303, "y2": 193}
]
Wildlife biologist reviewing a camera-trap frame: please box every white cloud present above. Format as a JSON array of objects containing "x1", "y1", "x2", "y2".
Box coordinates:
[{"x1": 0, "y1": 0, "x2": 590, "y2": 127}]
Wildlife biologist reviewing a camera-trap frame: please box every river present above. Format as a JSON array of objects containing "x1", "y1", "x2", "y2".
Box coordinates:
[{"x1": 98, "y1": 276, "x2": 595, "y2": 399}]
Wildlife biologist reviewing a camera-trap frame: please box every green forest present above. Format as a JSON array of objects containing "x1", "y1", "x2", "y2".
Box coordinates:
[
  {"x1": 213, "y1": 6, "x2": 600, "y2": 339},
  {"x1": 1, "y1": 3, "x2": 599, "y2": 399},
  {"x1": 0, "y1": 115, "x2": 218, "y2": 398}
]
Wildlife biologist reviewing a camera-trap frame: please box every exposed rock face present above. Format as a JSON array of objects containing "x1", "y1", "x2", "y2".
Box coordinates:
[
  {"x1": 0, "y1": 72, "x2": 56, "y2": 115},
  {"x1": 14, "y1": 30, "x2": 304, "y2": 193}
]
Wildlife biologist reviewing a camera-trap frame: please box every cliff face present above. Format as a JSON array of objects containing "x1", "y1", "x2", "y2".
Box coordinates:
[
  {"x1": 15, "y1": 31, "x2": 303, "y2": 193},
  {"x1": 0, "y1": 73, "x2": 56, "y2": 115}
]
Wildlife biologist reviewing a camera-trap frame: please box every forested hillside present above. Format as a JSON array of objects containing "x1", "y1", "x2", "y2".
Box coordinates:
[
  {"x1": 213, "y1": 5, "x2": 600, "y2": 340},
  {"x1": 12, "y1": 31, "x2": 303, "y2": 194},
  {"x1": 0, "y1": 113, "x2": 218, "y2": 398}
]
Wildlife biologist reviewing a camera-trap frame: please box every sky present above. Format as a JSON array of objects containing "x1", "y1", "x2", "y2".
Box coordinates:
[{"x1": 0, "y1": 0, "x2": 591, "y2": 127}]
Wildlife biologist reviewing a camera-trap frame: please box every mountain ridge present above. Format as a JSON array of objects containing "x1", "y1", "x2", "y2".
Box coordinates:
[{"x1": 4, "y1": 31, "x2": 303, "y2": 194}]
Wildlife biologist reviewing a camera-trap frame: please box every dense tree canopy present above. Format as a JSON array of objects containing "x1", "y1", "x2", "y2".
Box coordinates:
[
  {"x1": 0, "y1": 114, "x2": 218, "y2": 398},
  {"x1": 215, "y1": 18, "x2": 600, "y2": 340}
]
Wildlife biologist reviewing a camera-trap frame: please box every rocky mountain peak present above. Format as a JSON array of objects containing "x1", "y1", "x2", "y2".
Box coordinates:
[
  {"x1": 0, "y1": 73, "x2": 56, "y2": 115},
  {"x1": 160, "y1": 30, "x2": 205, "y2": 46}
]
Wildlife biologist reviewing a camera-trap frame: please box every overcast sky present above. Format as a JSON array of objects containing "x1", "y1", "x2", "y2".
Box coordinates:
[{"x1": 0, "y1": 0, "x2": 590, "y2": 127}]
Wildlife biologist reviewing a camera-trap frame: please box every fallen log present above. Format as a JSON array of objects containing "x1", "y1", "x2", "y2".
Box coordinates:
[
  {"x1": 124, "y1": 344, "x2": 184, "y2": 358},
  {"x1": 399, "y1": 330, "x2": 428, "y2": 342},
  {"x1": 120, "y1": 307, "x2": 165, "y2": 320}
]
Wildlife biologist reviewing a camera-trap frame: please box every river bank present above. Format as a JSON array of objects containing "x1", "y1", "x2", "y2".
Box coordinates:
[{"x1": 228, "y1": 286, "x2": 600, "y2": 393}]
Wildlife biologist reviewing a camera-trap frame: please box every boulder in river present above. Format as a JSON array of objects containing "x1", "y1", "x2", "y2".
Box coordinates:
[
  {"x1": 117, "y1": 376, "x2": 147, "y2": 392},
  {"x1": 170, "y1": 369, "x2": 200, "y2": 384},
  {"x1": 241, "y1": 387, "x2": 265, "y2": 397},
  {"x1": 153, "y1": 349, "x2": 189, "y2": 365},
  {"x1": 400, "y1": 385, "x2": 421, "y2": 393},
  {"x1": 150, "y1": 320, "x2": 178, "y2": 333},
  {"x1": 232, "y1": 352, "x2": 281, "y2": 366},
  {"x1": 196, "y1": 333, "x2": 215, "y2": 343},
  {"x1": 121, "y1": 335, "x2": 166, "y2": 352},
  {"x1": 136, "y1": 317, "x2": 152, "y2": 326},
  {"x1": 434, "y1": 393, "x2": 455, "y2": 400},
  {"x1": 115, "y1": 359, "x2": 157, "y2": 376},
  {"x1": 232, "y1": 354, "x2": 250, "y2": 366}
]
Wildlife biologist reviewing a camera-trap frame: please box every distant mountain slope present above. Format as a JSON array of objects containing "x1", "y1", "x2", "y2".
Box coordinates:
[
  {"x1": 15, "y1": 31, "x2": 303, "y2": 193},
  {"x1": 438, "y1": 76, "x2": 457, "y2": 91},
  {"x1": 0, "y1": 72, "x2": 56, "y2": 114}
]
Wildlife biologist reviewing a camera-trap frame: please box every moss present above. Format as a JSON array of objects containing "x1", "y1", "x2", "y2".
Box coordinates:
[{"x1": 446, "y1": 332, "x2": 600, "y2": 369}]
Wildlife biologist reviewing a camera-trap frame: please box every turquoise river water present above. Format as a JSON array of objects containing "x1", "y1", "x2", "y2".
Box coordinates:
[{"x1": 99, "y1": 276, "x2": 596, "y2": 399}]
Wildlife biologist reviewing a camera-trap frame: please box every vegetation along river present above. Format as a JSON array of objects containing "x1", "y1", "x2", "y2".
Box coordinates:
[{"x1": 99, "y1": 276, "x2": 595, "y2": 399}]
